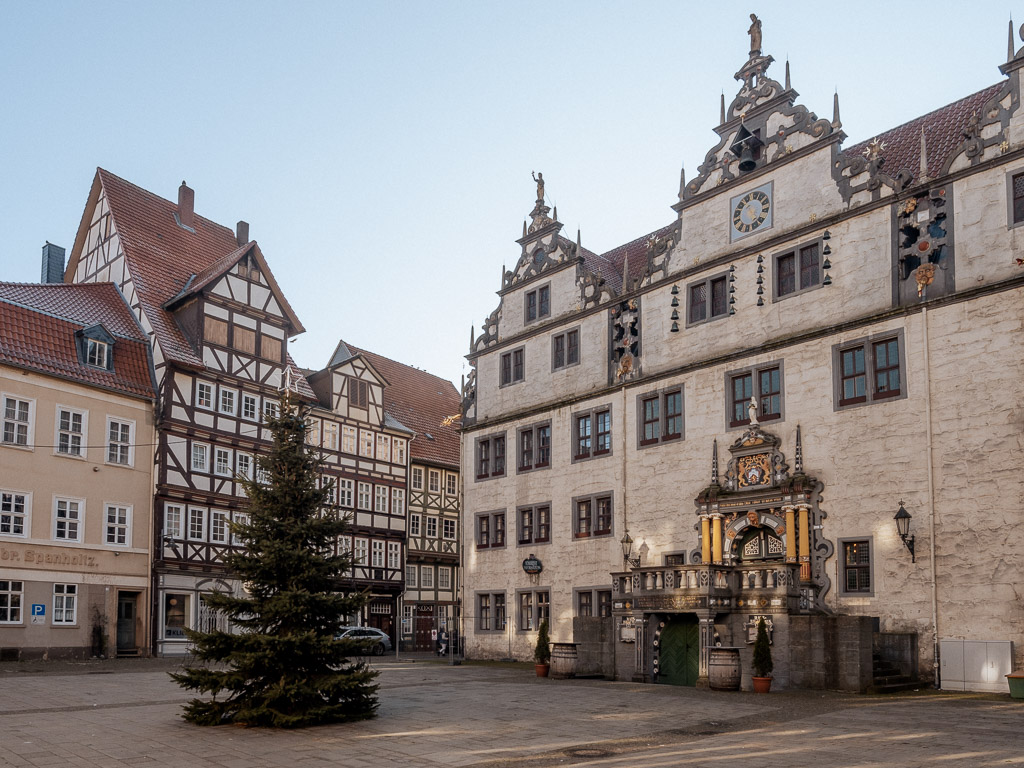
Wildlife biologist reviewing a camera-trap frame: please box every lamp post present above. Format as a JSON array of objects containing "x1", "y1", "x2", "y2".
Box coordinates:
[
  {"x1": 620, "y1": 530, "x2": 641, "y2": 569},
  {"x1": 894, "y1": 501, "x2": 916, "y2": 563}
]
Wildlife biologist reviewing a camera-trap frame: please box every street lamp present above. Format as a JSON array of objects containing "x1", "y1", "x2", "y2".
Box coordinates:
[
  {"x1": 894, "y1": 501, "x2": 915, "y2": 563},
  {"x1": 620, "y1": 530, "x2": 641, "y2": 569}
]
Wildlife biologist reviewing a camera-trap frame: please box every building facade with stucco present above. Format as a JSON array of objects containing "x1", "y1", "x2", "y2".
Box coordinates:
[{"x1": 460, "y1": 21, "x2": 1024, "y2": 692}]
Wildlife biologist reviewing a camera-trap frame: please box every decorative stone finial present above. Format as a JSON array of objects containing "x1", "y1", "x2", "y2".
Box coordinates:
[
  {"x1": 720, "y1": 92, "x2": 726, "y2": 124},
  {"x1": 832, "y1": 91, "x2": 841, "y2": 129},
  {"x1": 919, "y1": 127, "x2": 928, "y2": 181},
  {"x1": 711, "y1": 438, "x2": 719, "y2": 484},
  {"x1": 794, "y1": 424, "x2": 803, "y2": 474},
  {"x1": 784, "y1": 59, "x2": 791, "y2": 90}
]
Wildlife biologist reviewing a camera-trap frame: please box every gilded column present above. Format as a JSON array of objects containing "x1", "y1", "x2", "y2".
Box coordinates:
[
  {"x1": 798, "y1": 504, "x2": 811, "y2": 581},
  {"x1": 712, "y1": 514, "x2": 724, "y2": 564},
  {"x1": 701, "y1": 516, "x2": 712, "y2": 563},
  {"x1": 784, "y1": 505, "x2": 797, "y2": 563}
]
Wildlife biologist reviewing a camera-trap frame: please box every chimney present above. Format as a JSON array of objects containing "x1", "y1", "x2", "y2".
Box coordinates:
[
  {"x1": 236, "y1": 220, "x2": 249, "y2": 246},
  {"x1": 40, "y1": 242, "x2": 66, "y2": 283},
  {"x1": 177, "y1": 180, "x2": 194, "y2": 229}
]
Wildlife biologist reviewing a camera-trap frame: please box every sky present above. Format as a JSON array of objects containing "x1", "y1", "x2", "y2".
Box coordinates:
[{"x1": 0, "y1": 1, "x2": 1017, "y2": 388}]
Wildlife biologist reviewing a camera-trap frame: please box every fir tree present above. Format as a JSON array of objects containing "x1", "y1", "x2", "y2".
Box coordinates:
[
  {"x1": 534, "y1": 619, "x2": 551, "y2": 664},
  {"x1": 752, "y1": 617, "x2": 774, "y2": 678},
  {"x1": 171, "y1": 394, "x2": 379, "y2": 727}
]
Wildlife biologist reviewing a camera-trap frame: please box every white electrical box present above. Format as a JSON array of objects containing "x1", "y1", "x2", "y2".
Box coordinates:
[{"x1": 940, "y1": 639, "x2": 1014, "y2": 692}]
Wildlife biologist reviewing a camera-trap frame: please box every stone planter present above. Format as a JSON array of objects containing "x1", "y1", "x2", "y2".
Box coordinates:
[{"x1": 550, "y1": 642, "x2": 578, "y2": 679}]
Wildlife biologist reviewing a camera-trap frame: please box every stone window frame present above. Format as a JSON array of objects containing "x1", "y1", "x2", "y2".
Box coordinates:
[
  {"x1": 499, "y1": 346, "x2": 526, "y2": 388},
  {"x1": 524, "y1": 282, "x2": 551, "y2": 325},
  {"x1": 838, "y1": 536, "x2": 875, "y2": 598},
  {"x1": 474, "y1": 509, "x2": 505, "y2": 550},
  {"x1": 515, "y1": 587, "x2": 550, "y2": 633},
  {"x1": 551, "y1": 326, "x2": 581, "y2": 372},
  {"x1": 636, "y1": 386, "x2": 684, "y2": 449},
  {"x1": 571, "y1": 405, "x2": 613, "y2": 464},
  {"x1": 1005, "y1": 168, "x2": 1024, "y2": 229},
  {"x1": 474, "y1": 432, "x2": 507, "y2": 481},
  {"x1": 685, "y1": 270, "x2": 730, "y2": 327},
  {"x1": 516, "y1": 502, "x2": 551, "y2": 548},
  {"x1": 474, "y1": 590, "x2": 507, "y2": 633},
  {"x1": 772, "y1": 237, "x2": 824, "y2": 301},
  {"x1": 832, "y1": 329, "x2": 908, "y2": 412},
  {"x1": 724, "y1": 360, "x2": 785, "y2": 430},
  {"x1": 517, "y1": 420, "x2": 552, "y2": 474},
  {"x1": 573, "y1": 585, "x2": 614, "y2": 618},
  {"x1": 572, "y1": 492, "x2": 614, "y2": 540}
]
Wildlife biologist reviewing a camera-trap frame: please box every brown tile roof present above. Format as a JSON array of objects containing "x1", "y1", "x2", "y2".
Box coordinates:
[
  {"x1": 843, "y1": 83, "x2": 1004, "y2": 182},
  {"x1": 0, "y1": 282, "x2": 155, "y2": 399},
  {"x1": 574, "y1": 223, "x2": 677, "y2": 294},
  {"x1": 341, "y1": 342, "x2": 461, "y2": 469},
  {"x1": 66, "y1": 169, "x2": 315, "y2": 400}
]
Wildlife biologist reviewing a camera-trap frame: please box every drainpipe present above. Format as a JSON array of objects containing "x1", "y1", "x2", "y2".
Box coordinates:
[{"x1": 922, "y1": 306, "x2": 940, "y2": 686}]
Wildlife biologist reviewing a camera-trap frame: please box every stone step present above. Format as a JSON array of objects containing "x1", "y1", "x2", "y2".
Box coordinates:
[{"x1": 868, "y1": 679, "x2": 925, "y2": 694}]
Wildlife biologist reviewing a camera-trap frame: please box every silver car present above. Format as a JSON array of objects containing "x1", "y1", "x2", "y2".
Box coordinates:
[{"x1": 336, "y1": 626, "x2": 392, "y2": 656}]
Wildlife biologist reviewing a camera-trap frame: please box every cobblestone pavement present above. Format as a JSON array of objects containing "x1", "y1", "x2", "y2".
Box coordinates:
[{"x1": 0, "y1": 657, "x2": 1020, "y2": 767}]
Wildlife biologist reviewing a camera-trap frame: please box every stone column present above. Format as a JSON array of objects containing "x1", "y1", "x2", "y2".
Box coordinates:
[
  {"x1": 712, "y1": 514, "x2": 724, "y2": 564},
  {"x1": 798, "y1": 504, "x2": 811, "y2": 581},
  {"x1": 701, "y1": 516, "x2": 712, "y2": 563},
  {"x1": 784, "y1": 505, "x2": 797, "y2": 563},
  {"x1": 696, "y1": 615, "x2": 716, "y2": 689}
]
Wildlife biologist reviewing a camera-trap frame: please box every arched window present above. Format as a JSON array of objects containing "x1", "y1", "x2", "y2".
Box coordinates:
[{"x1": 737, "y1": 527, "x2": 784, "y2": 562}]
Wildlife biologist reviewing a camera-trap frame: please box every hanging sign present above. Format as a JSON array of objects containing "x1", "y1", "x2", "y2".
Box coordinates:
[{"x1": 522, "y1": 555, "x2": 543, "y2": 574}]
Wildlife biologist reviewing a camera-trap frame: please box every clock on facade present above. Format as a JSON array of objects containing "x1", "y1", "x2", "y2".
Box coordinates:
[{"x1": 729, "y1": 182, "x2": 773, "y2": 242}]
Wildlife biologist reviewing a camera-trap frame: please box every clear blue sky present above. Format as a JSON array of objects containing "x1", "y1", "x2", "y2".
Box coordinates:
[{"x1": 1, "y1": 1, "x2": 1015, "y2": 387}]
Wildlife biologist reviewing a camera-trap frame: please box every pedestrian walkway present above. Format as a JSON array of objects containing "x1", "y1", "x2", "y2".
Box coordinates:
[{"x1": 0, "y1": 658, "x2": 1019, "y2": 767}]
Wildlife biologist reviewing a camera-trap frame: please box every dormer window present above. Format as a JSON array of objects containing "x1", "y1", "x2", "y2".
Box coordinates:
[
  {"x1": 75, "y1": 324, "x2": 115, "y2": 371},
  {"x1": 87, "y1": 339, "x2": 109, "y2": 368}
]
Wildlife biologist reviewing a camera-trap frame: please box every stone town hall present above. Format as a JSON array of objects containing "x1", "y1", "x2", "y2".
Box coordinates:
[{"x1": 460, "y1": 18, "x2": 1024, "y2": 692}]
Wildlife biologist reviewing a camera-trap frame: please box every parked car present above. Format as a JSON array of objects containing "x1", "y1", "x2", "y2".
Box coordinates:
[{"x1": 335, "y1": 626, "x2": 392, "y2": 656}]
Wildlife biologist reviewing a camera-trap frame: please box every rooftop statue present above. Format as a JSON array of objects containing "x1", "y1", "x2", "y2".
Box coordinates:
[{"x1": 748, "y1": 14, "x2": 762, "y2": 58}]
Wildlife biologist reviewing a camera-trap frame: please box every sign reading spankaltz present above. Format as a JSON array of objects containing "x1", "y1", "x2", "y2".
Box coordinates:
[{"x1": 522, "y1": 555, "x2": 543, "y2": 574}]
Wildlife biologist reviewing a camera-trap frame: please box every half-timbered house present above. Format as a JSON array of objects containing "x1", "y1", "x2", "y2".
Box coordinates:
[{"x1": 64, "y1": 170, "x2": 316, "y2": 655}]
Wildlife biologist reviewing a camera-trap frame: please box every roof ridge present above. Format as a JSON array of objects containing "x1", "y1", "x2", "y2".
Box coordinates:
[{"x1": 346, "y1": 342, "x2": 459, "y2": 389}]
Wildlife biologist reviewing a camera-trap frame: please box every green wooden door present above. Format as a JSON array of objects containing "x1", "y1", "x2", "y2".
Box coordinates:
[{"x1": 659, "y1": 615, "x2": 700, "y2": 686}]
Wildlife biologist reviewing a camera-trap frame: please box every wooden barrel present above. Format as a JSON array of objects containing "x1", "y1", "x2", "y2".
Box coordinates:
[
  {"x1": 708, "y1": 647, "x2": 742, "y2": 691},
  {"x1": 550, "y1": 642, "x2": 578, "y2": 679}
]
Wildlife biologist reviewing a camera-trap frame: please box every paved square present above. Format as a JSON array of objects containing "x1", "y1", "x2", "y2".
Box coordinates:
[{"x1": 0, "y1": 658, "x2": 1020, "y2": 767}]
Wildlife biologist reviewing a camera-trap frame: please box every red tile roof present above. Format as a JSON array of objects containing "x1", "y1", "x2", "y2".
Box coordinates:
[
  {"x1": 0, "y1": 282, "x2": 155, "y2": 399},
  {"x1": 341, "y1": 342, "x2": 461, "y2": 469},
  {"x1": 578, "y1": 223, "x2": 678, "y2": 294},
  {"x1": 66, "y1": 169, "x2": 315, "y2": 399},
  {"x1": 843, "y1": 83, "x2": 1003, "y2": 182}
]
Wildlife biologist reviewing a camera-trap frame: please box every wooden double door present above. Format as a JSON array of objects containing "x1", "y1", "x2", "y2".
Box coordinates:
[{"x1": 658, "y1": 615, "x2": 700, "y2": 687}]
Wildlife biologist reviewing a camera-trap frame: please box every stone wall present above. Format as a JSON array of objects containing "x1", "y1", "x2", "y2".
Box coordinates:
[
  {"x1": 788, "y1": 615, "x2": 875, "y2": 692},
  {"x1": 572, "y1": 616, "x2": 614, "y2": 677}
]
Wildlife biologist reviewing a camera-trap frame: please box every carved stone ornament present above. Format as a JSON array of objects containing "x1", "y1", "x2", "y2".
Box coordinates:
[{"x1": 608, "y1": 297, "x2": 642, "y2": 384}]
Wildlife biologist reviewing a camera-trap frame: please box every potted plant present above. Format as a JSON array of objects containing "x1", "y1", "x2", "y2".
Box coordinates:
[
  {"x1": 751, "y1": 617, "x2": 773, "y2": 693},
  {"x1": 534, "y1": 620, "x2": 551, "y2": 677}
]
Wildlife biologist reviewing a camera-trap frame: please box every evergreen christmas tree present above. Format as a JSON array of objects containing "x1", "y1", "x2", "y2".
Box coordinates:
[{"x1": 171, "y1": 394, "x2": 379, "y2": 727}]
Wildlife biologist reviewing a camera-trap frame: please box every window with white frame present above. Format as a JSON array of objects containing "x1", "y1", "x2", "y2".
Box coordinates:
[
  {"x1": 438, "y1": 566, "x2": 451, "y2": 590},
  {"x1": 406, "y1": 564, "x2": 418, "y2": 587},
  {"x1": 214, "y1": 447, "x2": 232, "y2": 476},
  {"x1": 197, "y1": 382, "x2": 213, "y2": 409},
  {"x1": 86, "y1": 338, "x2": 108, "y2": 368},
  {"x1": 420, "y1": 565, "x2": 434, "y2": 589},
  {"x1": 0, "y1": 580, "x2": 23, "y2": 623},
  {"x1": 376, "y1": 434, "x2": 390, "y2": 462},
  {"x1": 304, "y1": 417, "x2": 320, "y2": 445},
  {"x1": 393, "y1": 438, "x2": 407, "y2": 464},
  {"x1": 104, "y1": 504, "x2": 130, "y2": 546},
  {"x1": 56, "y1": 407, "x2": 86, "y2": 457},
  {"x1": 358, "y1": 482, "x2": 372, "y2": 510},
  {"x1": 106, "y1": 419, "x2": 132, "y2": 465},
  {"x1": 164, "y1": 504, "x2": 184, "y2": 539},
  {"x1": 342, "y1": 425, "x2": 357, "y2": 454},
  {"x1": 392, "y1": 487, "x2": 405, "y2": 515},
  {"x1": 372, "y1": 540, "x2": 385, "y2": 568},
  {"x1": 387, "y1": 541, "x2": 400, "y2": 569},
  {"x1": 1, "y1": 491, "x2": 28, "y2": 536},
  {"x1": 232, "y1": 512, "x2": 249, "y2": 546},
  {"x1": 409, "y1": 514, "x2": 421, "y2": 536},
  {"x1": 54, "y1": 498, "x2": 82, "y2": 541},
  {"x1": 338, "y1": 478, "x2": 353, "y2": 508},
  {"x1": 446, "y1": 473, "x2": 457, "y2": 496},
  {"x1": 210, "y1": 510, "x2": 229, "y2": 543},
  {"x1": 353, "y1": 538, "x2": 368, "y2": 566},
  {"x1": 359, "y1": 430, "x2": 374, "y2": 458},
  {"x1": 402, "y1": 605, "x2": 413, "y2": 635},
  {"x1": 2, "y1": 396, "x2": 32, "y2": 447},
  {"x1": 323, "y1": 422, "x2": 339, "y2": 451},
  {"x1": 412, "y1": 467, "x2": 424, "y2": 490},
  {"x1": 242, "y1": 394, "x2": 258, "y2": 421},
  {"x1": 219, "y1": 388, "x2": 237, "y2": 415},
  {"x1": 323, "y1": 477, "x2": 337, "y2": 507},
  {"x1": 236, "y1": 453, "x2": 253, "y2": 480},
  {"x1": 263, "y1": 399, "x2": 280, "y2": 419},
  {"x1": 426, "y1": 516, "x2": 438, "y2": 538},
  {"x1": 375, "y1": 485, "x2": 389, "y2": 513},
  {"x1": 191, "y1": 442, "x2": 209, "y2": 472},
  {"x1": 188, "y1": 507, "x2": 206, "y2": 541},
  {"x1": 429, "y1": 470, "x2": 440, "y2": 493},
  {"x1": 443, "y1": 518, "x2": 456, "y2": 540},
  {"x1": 52, "y1": 584, "x2": 77, "y2": 624}
]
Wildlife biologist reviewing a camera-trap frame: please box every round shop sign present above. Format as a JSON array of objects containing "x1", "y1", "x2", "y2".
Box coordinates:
[{"x1": 522, "y1": 555, "x2": 543, "y2": 574}]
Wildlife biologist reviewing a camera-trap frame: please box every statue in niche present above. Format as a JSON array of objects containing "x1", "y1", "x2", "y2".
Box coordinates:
[
  {"x1": 748, "y1": 14, "x2": 762, "y2": 58},
  {"x1": 532, "y1": 171, "x2": 545, "y2": 203}
]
